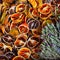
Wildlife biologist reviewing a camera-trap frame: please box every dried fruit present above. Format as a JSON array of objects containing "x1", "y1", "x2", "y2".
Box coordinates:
[
  {"x1": 29, "y1": 8, "x2": 39, "y2": 18},
  {"x1": 38, "y1": 3, "x2": 52, "y2": 15},
  {"x1": 18, "y1": 47, "x2": 31, "y2": 59},
  {"x1": 19, "y1": 23, "x2": 29, "y2": 34},
  {"x1": 1, "y1": 34, "x2": 15, "y2": 46},
  {"x1": 40, "y1": 12, "x2": 52, "y2": 20},
  {"x1": 27, "y1": 36, "x2": 41, "y2": 48},
  {"x1": 28, "y1": 19, "x2": 40, "y2": 29},
  {"x1": 5, "y1": 52, "x2": 15, "y2": 60},
  {"x1": 12, "y1": 56, "x2": 25, "y2": 60},
  {"x1": 14, "y1": 34, "x2": 28, "y2": 48},
  {"x1": 0, "y1": 0, "x2": 60, "y2": 60}
]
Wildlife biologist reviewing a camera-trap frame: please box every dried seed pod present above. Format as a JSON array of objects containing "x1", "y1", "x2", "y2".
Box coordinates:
[
  {"x1": 0, "y1": 55, "x2": 9, "y2": 60},
  {"x1": 14, "y1": 34, "x2": 28, "y2": 48},
  {"x1": 1, "y1": 34, "x2": 15, "y2": 46},
  {"x1": 5, "y1": 52, "x2": 15, "y2": 60},
  {"x1": 18, "y1": 47, "x2": 31, "y2": 59},
  {"x1": 38, "y1": 3, "x2": 52, "y2": 15},
  {"x1": 19, "y1": 23, "x2": 29, "y2": 34},
  {"x1": 26, "y1": 18, "x2": 34, "y2": 24},
  {"x1": 27, "y1": 36, "x2": 41, "y2": 49},
  {"x1": 12, "y1": 56, "x2": 25, "y2": 60},
  {"x1": 28, "y1": 19, "x2": 40, "y2": 30}
]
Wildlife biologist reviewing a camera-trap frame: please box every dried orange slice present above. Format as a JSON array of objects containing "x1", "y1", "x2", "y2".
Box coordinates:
[
  {"x1": 40, "y1": 12, "x2": 52, "y2": 20},
  {"x1": 11, "y1": 13, "x2": 25, "y2": 23},
  {"x1": 38, "y1": 3, "x2": 52, "y2": 15},
  {"x1": 27, "y1": 36, "x2": 41, "y2": 48},
  {"x1": 12, "y1": 56, "x2": 25, "y2": 60},
  {"x1": 29, "y1": 8, "x2": 39, "y2": 18},
  {"x1": 19, "y1": 23, "x2": 29, "y2": 34},
  {"x1": 14, "y1": 34, "x2": 28, "y2": 48},
  {"x1": 11, "y1": 13, "x2": 20, "y2": 21},
  {"x1": 18, "y1": 47, "x2": 31, "y2": 59}
]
